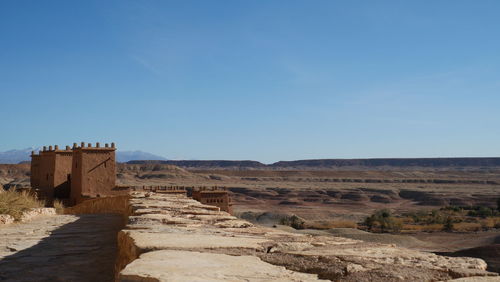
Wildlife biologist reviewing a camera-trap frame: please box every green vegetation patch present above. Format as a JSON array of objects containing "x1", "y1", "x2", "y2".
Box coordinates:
[{"x1": 363, "y1": 201, "x2": 500, "y2": 234}]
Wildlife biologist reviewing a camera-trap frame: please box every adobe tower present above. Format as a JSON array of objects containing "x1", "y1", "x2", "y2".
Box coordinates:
[
  {"x1": 70, "y1": 142, "x2": 117, "y2": 205},
  {"x1": 30, "y1": 145, "x2": 73, "y2": 202}
]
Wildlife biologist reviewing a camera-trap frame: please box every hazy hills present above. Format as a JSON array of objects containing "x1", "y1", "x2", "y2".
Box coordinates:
[
  {"x1": 269, "y1": 157, "x2": 500, "y2": 169},
  {"x1": 2, "y1": 147, "x2": 499, "y2": 169},
  {"x1": 127, "y1": 157, "x2": 500, "y2": 170},
  {"x1": 115, "y1": 151, "x2": 167, "y2": 163},
  {"x1": 0, "y1": 148, "x2": 39, "y2": 164}
]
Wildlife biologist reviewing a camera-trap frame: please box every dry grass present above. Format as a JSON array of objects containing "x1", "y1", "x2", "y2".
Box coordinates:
[
  {"x1": 453, "y1": 222, "x2": 483, "y2": 232},
  {"x1": 306, "y1": 220, "x2": 358, "y2": 229},
  {"x1": 480, "y1": 217, "x2": 500, "y2": 228},
  {"x1": 0, "y1": 189, "x2": 44, "y2": 220},
  {"x1": 401, "y1": 219, "x2": 500, "y2": 232},
  {"x1": 403, "y1": 224, "x2": 443, "y2": 232},
  {"x1": 53, "y1": 199, "x2": 65, "y2": 214}
]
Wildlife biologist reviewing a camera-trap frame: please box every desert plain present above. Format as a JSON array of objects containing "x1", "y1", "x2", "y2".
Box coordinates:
[{"x1": 1, "y1": 159, "x2": 499, "y2": 275}]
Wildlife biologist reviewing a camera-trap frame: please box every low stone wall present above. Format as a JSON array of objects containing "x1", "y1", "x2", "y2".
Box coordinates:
[
  {"x1": 64, "y1": 195, "x2": 131, "y2": 223},
  {"x1": 115, "y1": 192, "x2": 499, "y2": 281}
]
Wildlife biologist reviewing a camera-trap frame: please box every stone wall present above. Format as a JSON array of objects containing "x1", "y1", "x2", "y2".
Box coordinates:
[
  {"x1": 192, "y1": 189, "x2": 233, "y2": 213},
  {"x1": 114, "y1": 192, "x2": 498, "y2": 281},
  {"x1": 53, "y1": 151, "x2": 72, "y2": 198},
  {"x1": 71, "y1": 145, "x2": 117, "y2": 205},
  {"x1": 64, "y1": 195, "x2": 130, "y2": 224}
]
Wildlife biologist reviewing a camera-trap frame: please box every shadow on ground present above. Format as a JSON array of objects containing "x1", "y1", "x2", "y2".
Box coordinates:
[
  {"x1": 436, "y1": 235, "x2": 500, "y2": 274},
  {"x1": 0, "y1": 214, "x2": 123, "y2": 282}
]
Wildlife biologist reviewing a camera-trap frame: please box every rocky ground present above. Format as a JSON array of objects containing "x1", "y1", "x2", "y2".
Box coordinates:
[
  {"x1": 2, "y1": 163, "x2": 500, "y2": 281},
  {"x1": 2, "y1": 164, "x2": 498, "y2": 221},
  {"x1": 0, "y1": 192, "x2": 499, "y2": 281},
  {"x1": 117, "y1": 192, "x2": 499, "y2": 281}
]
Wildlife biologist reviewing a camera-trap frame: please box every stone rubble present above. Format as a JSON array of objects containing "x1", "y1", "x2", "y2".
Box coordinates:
[
  {"x1": 0, "y1": 208, "x2": 56, "y2": 226},
  {"x1": 117, "y1": 192, "x2": 500, "y2": 281},
  {"x1": 0, "y1": 214, "x2": 14, "y2": 225},
  {"x1": 18, "y1": 208, "x2": 56, "y2": 222}
]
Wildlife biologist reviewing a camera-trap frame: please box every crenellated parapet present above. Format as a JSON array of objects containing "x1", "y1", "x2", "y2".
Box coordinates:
[
  {"x1": 30, "y1": 142, "x2": 117, "y2": 157},
  {"x1": 30, "y1": 142, "x2": 119, "y2": 204},
  {"x1": 71, "y1": 142, "x2": 116, "y2": 150}
]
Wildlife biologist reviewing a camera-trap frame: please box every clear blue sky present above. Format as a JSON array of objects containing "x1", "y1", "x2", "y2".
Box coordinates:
[{"x1": 1, "y1": 1, "x2": 499, "y2": 163}]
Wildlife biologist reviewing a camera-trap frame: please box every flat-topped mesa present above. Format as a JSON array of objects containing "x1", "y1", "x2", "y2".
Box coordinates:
[
  {"x1": 192, "y1": 186, "x2": 233, "y2": 214},
  {"x1": 30, "y1": 142, "x2": 125, "y2": 205}
]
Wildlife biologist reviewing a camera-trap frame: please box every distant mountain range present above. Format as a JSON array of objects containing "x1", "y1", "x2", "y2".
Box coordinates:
[
  {"x1": 2, "y1": 148, "x2": 500, "y2": 169},
  {"x1": 128, "y1": 158, "x2": 500, "y2": 170},
  {"x1": 115, "y1": 151, "x2": 167, "y2": 163},
  {"x1": 0, "y1": 148, "x2": 39, "y2": 164},
  {"x1": 0, "y1": 148, "x2": 167, "y2": 164}
]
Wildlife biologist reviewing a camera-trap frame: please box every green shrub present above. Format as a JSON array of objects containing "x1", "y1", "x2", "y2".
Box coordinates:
[
  {"x1": 467, "y1": 207, "x2": 494, "y2": 218},
  {"x1": 364, "y1": 209, "x2": 402, "y2": 233},
  {"x1": 443, "y1": 217, "x2": 454, "y2": 231},
  {"x1": 441, "y1": 206, "x2": 462, "y2": 212}
]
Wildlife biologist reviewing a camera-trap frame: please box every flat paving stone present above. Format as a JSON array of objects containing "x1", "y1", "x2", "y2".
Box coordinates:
[{"x1": 0, "y1": 214, "x2": 123, "y2": 282}]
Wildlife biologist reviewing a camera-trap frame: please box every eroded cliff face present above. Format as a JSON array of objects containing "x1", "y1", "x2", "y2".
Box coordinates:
[{"x1": 116, "y1": 192, "x2": 499, "y2": 281}]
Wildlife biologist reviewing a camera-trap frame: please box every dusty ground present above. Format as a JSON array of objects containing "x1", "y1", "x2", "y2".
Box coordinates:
[
  {"x1": 1, "y1": 163, "x2": 499, "y2": 275},
  {"x1": 0, "y1": 214, "x2": 123, "y2": 282},
  {"x1": 2, "y1": 163, "x2": 498, "y2": 226},
  {"x1": 275, "y1": 226, "x2": 500, "y2": 274},
  {"x1": 112, "y1": 165, "x2": 500, "y2": 222},
  {"x1": 117, "y1": 192, "x2": 497, "y2": 281},
  {"x1": 114, "y1": 165, "x2": 500, "y2": 275}
]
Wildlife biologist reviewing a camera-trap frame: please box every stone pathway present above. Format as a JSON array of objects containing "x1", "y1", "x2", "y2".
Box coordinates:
[{"x1": 0, "y1": 214, "x2": 123, "y2": 282}]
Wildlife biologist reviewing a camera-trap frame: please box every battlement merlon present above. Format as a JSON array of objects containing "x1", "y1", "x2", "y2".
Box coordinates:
[
  {"x1": 31, "y1": 142, "x2": 116, "y2": 155},
  {"x1": 72, "y1": 142, "x2": 116, "y2": 151},
  {"x1": 72, "y1": 147, "x2": 117, "y2": 152}
]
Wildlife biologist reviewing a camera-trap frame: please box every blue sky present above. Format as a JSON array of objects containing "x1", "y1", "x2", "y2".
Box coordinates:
[{"x1": 1, "y1": 1, "x2": 499, "y2": 163}]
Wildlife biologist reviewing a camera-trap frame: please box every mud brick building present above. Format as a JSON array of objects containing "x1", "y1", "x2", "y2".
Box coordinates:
[
  {"x1": 70, "y1": 142, "x2": 119, "y2": 204},
  {"x1": 30, "y1": 142, "x2": 124, "y2": 205},
  {"x1": 31, "y1": 143, "x2": 233, "y2": 211},
  {"x1": 30, "y1": 145, "x2": 73, "y2": 203},
  {"x1": 192, "y1": 187, "x2": 233, "y2": 214}
]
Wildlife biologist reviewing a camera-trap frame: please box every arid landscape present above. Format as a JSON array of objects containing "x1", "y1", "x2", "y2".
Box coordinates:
[
  {"x1": 2, "y1": 158, "x2": 499, "y2": 275},
  {"x1": 3, "y1": 1, "x2": 500, "y2": 280}
]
